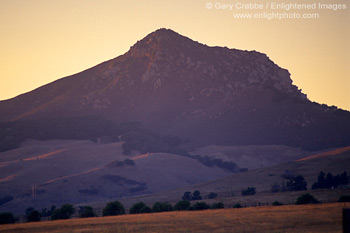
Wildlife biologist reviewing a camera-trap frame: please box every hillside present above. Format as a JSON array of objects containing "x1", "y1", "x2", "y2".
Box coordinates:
[
  {"x1": 0, "y1": 29, "x2": 349, "y2": 150},
  {"x1": 0, "y1": 203, "x2": 347, "y2": 233},
  {"x1": 110, "y1": 147, "x2": 350, "y2": 209},
  {"x1": 0, "y1": 139, "x2": 317, "y2": 214}
]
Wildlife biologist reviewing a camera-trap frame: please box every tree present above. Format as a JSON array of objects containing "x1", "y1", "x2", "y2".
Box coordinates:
[
  {"x1": 51, "y1": 204, "x2": 75, "y2": 220},
  {"x1": 0, "y1": 212, "x2": 15, "y2": 224},
  {"x1": 272, "y1": 201, "x2": 283, "y2": 206},
  {"x1": 25, "y1": 207, "x2": 41, "y2": 222},
  {"x1": 241, "y1": 187, "x2": 256, "y2": 196},
  {"x1": 233, "y1": 203, "x2": 242, "y2": 208},
  {"x1": 174, "y1": 200, "x2": 191, "y2": 211},
  {"x1": 192, "y1": 191, "x2": 202, "y2": 200},
  {"x1": 182, "y1": 191, "x2": 192, "y2": 201},
  {"x1": 129, "y1": 202, "x2": 151, "y2": 214},
  {"x1": 296, "y1": 193, "x2": 319, "y2": 205},
  {"x1": 286, "y1": 175, "x2": 307, "y2": 191},
  {"x1": 152, "y1": 202, "x2": 173, "y2": 213},
  {"x1": 41, "y1": 205, "x2": 56, "y2": 217},
  {"x1": 102, "y1": 201, "x2": 125, "y2": 216},
  {"x1": 210, "y1": 202, "x2": 224, "y2": 209},
  {"x1": 208, "y1": 192, "x2": 218, "y2": 199},
  {"x1": 79, "y1": 206, "x2": 96, "y2": 218},
  {"x1": 191, "y1": 202, "x2": 209, "y2": 211}
]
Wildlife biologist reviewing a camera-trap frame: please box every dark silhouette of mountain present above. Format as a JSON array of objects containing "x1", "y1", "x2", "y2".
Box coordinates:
[{"x1": 0, "y1": 28, "x2": 349, "y2": 150}]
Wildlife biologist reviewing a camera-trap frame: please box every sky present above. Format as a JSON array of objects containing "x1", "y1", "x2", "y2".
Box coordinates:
[{"x1": 0, "y1": 0, "x2": 349, "y2": 110}]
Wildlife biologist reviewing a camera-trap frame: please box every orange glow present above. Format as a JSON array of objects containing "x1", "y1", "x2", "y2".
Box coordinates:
[
  {"x1": 0, "y1": 0, "x2": 349, "y2": 110},
  {"x1": 297, "y1": 146, "x2": 350, "y2": 162}
]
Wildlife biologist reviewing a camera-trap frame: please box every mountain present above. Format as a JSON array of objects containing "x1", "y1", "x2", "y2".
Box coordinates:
[{"x1": 0, "y1": 28, "x2": 349, "y2": 150}]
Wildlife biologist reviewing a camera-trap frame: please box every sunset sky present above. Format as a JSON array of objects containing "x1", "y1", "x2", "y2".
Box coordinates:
[{"x1": 1, "y1": 0, "x2": 349, "y2": 110}]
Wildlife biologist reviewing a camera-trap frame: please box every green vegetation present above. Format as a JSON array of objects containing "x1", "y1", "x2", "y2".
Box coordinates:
[
  {"x1": 210, "y1": 202, "x2": 224, "y2": 209},
  {"x1": 129, "y1": 202, "x2": 152, "y2": 214},
  {"x1": 190, "y1": 202, "x2": 210, "y2": 211},
  {"x1": 25, "y1": 207, "x2": 41, "y2": 222},
  {"x1": 102, "y1": 201, "x2": 125, "y2": 216},
  {"x1": 51, "y1": 204, "x2": 75, "y2": 220},
  {"x1": 0, "y1": 212, "x2": 15, "y2": 225},
  {"x1": 151, "y1": 202, "x2": 173, "y2": 213},
  {"x1": 241, "y1": 187, "x2": 256, "y2": 196},
  {"x1": 286, "y1": 175, "x2": 307, "y2": 191},
  {"x1": 296, "y1": 193, "x2": 319, "y2": 205},
  {"x1": 272, "y1": 201, "x2": 283, "y2": 206},
  {"x1": 181, "y1": 191, "x2": 202, "y2": 201},
  {"x1": 233, "y1": 203, "x2": 243, "y2": 208},
  {"x1": 174, "y1": 200, "x2": 191, "y2": 211},
  {"x1": 79, "y1": 206, "x2": 96, "y2": 218},
  {"x1": 312, "y1": 171, "x2": 349, "y2": 189},
  {"x1": 40, "y1": 206, "x2": 56, "y2": 217},
  {"x1": 208, "y1": 192, "x2": 218, "y2": 199}
]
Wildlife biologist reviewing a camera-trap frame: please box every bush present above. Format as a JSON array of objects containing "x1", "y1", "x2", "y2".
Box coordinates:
[
  {"x1": 0, "y1": 212, "x2": 15, "y2": 224},
  {"x1": 26, "y1": 209, "x2": 41, "y2": 222},
  {"x1": 103, "y1": 201, "x2": 125, "y2": 216},
  {"x1": 129, "y1": 202, "x2": 151, "y2": 214},
  {"x1": 182, "y1": 191, "x2": 192, "y2": 201},
  {"x1": 51, "y1": 204, "x2": 75, "y2": 220},
  {"x1": 272, "y1": 201, "x2": 283, "y2": 206},
  {"x1": 287, "y1": 175, "x2": 307, "y2": 191},
  {"x1": 191, "y1": 202, "x2": 209, "y2": 211},
  {"x1": 192, "y1": 191, "x2": 202, "y2": 200},
  {"x1": 79, "y1": 206, "x2": 96, "y2": 218},
  {"x1": 338, "y1": 195, "x2": 350, "y2": 203},
  {"x1": 152, "y1": 202, "x2": 173, "y2": 213},
  {"x1": 296, "y1": 193, "x2": 319, "y2": 205},
  {"x1": 241, "y1": 187, "x2": 256, "y2": 196},
  {"x1": 233, "y1": 203, "x2": 242, "y2": 208},
  {"x1": 210, "y1": 202, "x2": 224, "y2": 209},
  {"x1": 174, "y1": 200, "x2": 191, "y2": 211},
  {"x1": 208, "y1": 192, "x2": 218, "y2": 199}
]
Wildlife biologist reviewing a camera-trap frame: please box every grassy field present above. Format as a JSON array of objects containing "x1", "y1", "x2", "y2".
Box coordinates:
[{"x1": 1, "y1": 202, "x2": 348, "y2": 233}]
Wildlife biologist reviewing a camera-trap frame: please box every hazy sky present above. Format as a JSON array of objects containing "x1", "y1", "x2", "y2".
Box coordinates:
[{"x1": 1, "y1": 0, "x2": 349, "y2": 110}]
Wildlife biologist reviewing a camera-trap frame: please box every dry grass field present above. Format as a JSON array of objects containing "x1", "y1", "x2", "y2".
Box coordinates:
[{"x1": 1, "y1": 202, "x2": 348, "y2": 233}]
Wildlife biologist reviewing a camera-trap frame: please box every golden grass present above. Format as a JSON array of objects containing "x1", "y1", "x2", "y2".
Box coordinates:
[{"x1": 0, "y1": 202, "x2": 348, "y2": 233}]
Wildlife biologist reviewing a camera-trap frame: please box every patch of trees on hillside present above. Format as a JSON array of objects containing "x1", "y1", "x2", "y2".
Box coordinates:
[{"x1": 311, "y1": 171, "x2": 349, "y2": 189}]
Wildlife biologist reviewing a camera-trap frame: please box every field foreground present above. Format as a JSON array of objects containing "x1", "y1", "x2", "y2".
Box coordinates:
[{"x1": 0, "y1": 203, "x2": 349, "y2": 233}]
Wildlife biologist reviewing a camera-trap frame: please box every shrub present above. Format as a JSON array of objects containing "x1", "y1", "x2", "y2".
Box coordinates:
[
  {"x1": 191, "y1": 202, "x2": 209, "y2": 211},
  {"x1": 51, "y1": 204, "x2": 75, "y2": 220},
  {"x1": 129, "y1": 202, "x2": 151, "y2": 214},
  {"x1": 272, "y1": 201, "x2": 283, "y2": 206},
  {"x1": 0, "y1": 212, "x2": 15, "y2": 224},
  {"x1": 26, "y1": 209, "x2": 41, "y2": 222},
  {"x1": 338, "y1": 195, "x2": 350, "y2": 203},
  {"x1": 79, "y1": 206, "x2": 96, "y2": 218},
  {"x1": 103, "y1": 201, "x2": 125, "y2": 216},
  {"x1": 182, "y1": 191, "x2": 192, "y2": 201},
  {"x1": 233, "y1": 203, "x2": 242, "y2": 208},
  {"x1": 208, "y1": 192, "x2": 218, "y2": 199},
  {"x1": 296, "y1": 193, "x2": 319, "y2": 205},
  {"x1": 152, "y1": 202, "x2": 173, "y2": 213},
  {"x1": 287, "y1": 175, "x2": 307, "y2": 191},
  {"x1": 241, "y1": 187, "x2": 256, "y2": 196},
  {"x1": 192, "y1": 191, "x2": 202, "y2": 200},
  {"x1": 174, "y1": 200, "x2": 191, "y2": 211},
  {"x1": 210, "y1": 202, "x2": 224, "y2": 209}
]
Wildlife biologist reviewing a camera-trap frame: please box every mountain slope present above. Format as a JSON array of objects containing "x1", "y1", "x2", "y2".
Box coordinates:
[{"x1": 0, "y1": 28, "x2": 349, "y2": 150}]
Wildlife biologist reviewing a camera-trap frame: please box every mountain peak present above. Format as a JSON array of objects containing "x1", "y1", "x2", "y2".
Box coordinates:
[{"x1": 128, "y1": 28, "x2": 203, "y2": 57}]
